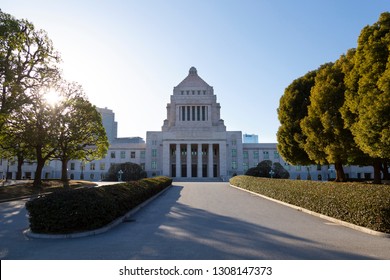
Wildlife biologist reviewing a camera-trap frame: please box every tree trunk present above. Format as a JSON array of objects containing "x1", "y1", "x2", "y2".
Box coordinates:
[
  {"x1": 334, "y1": 162, "x2": 346, "y2": 182},
  {"x1": 16, "y1": 155, "x2": 24, "y2": 180},
  {"x1": 373, "y1": 158, "x2": 382, "y2": 184},
  {"x1": 61, "y1": 159, "x2": 70, "y2": 188},
  {"x1": 33, "y1": 159, "x2": 45, "y2": 188},
  {"x1": 382, "y1": 161, "x2": 389, "y2": 180}
]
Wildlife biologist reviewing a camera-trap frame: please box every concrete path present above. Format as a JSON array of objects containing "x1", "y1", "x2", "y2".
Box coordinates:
[{"x1": 1, "y1": 182, "x2": 390, "y2": 259}]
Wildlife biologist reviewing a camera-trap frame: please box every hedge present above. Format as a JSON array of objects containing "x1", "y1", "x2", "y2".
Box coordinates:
[
  {"x1": 25, "y1": 176, "x2": 172, "y2": 234},
  {"x1": 230, "y1": 175, "x2": 390, "y2": 233}
]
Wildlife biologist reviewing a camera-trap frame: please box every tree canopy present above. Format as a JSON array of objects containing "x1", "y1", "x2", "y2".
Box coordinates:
[
  {"x1": 277, "y1": 70, "x2": 316, "y2": 166},
  {"x1": 0, "y1": 10, "x2": 60, "y2": 127},
  {"x1": 0, "y1": 10, "x2": 108, "y2": 187},
  {"x1": 53, "y1": 81, "x2": 109, "y2": 185},
  {"x1": 343, "y1": 12, "x2": 390, "y2": 160},
  {"x1": 277, "y1": 12, "x2": 390, "y2": 183}
]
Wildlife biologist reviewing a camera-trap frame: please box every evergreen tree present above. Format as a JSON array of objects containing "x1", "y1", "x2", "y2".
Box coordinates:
[
  {"x1": 277, "y1": 70, "x2": 317, "y2": 166},
  {"x1": 342, "y1": 12, "x2": 390, "y2": 183}
]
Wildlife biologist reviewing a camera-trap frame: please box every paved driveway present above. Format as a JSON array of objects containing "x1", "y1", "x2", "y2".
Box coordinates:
[{"x1": 1, "y1": 182, "x2": 390, "y2": 259}]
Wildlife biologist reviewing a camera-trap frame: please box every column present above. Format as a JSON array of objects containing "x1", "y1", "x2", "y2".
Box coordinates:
[
  {"x1": 208, "y1": 143, "x2": 213, "y2": 178},
  {"x1": 219, "y1": 142, "x2": 227, "y2": 178},
  {"x1": 176, "y1": 143, "x2": 181, "y2": 177},
  {"x1": 162, "y1": 141, "x2": 170, "y2": 177},
  {"x1": 187, "y1": 143, "x2": 192, "y2": 178},
  {"x1": 197, "y1": 143, "x2": 202, "y2": 178}
]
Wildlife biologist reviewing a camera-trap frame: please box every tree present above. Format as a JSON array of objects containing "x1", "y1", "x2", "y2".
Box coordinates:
[
  {"x1": 0, "y1": 10, "x2": 60, "y2": 186},
  {"x1": 245, "y1": 160, "x2": 289, "y2": 179},
  {"x1": 5, "y1": 87, "x2": 59, "y2": 187},
  {"x1": 300, "y1": 60, "x2": 363, "y2": 182},
  {"x1": 106, "y1": 162, "x2": 146, "y2": 181},
  {"x1": 277, "y1": 70, "x2": 317, "y2": 166},
  {"x1": 342, "y1": 12, "x2": 390, "y2": 183},
  {"x1": 52, "y1": 81, "x2": 109, "y2": 185},
  {"x1": 0, "y1": 10, "x2": 60, "y2": 128}
]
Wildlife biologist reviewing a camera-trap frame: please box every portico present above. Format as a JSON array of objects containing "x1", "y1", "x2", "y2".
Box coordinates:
[{"x1": 162, "y1": 141, "x2": 227, "y2": 178}]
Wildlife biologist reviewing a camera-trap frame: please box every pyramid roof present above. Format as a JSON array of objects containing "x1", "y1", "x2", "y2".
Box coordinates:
[{"x1": 175, "y1": 67, "x2": 211, "y2": 89}]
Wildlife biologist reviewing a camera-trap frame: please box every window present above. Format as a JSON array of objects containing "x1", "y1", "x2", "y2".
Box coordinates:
[
  {"x1": 232, "y1": 139, "x2": 237, "y2": 146},
  {"x1": 141, "y1": 151, "x2": 145, "y2": 159},
  {"x1": 70, "y1": 162, "x2": 75, "y2": 170},
  {"x1": 90, "y1": 163, "x2": 95, "y2": 170},
  {"x1": 274, "y1": 151, "x2": 279, "y2": 159},
  {"x1": 296, "y1": 165, "x2": 301, "y2": 171},
  {"x1": 111, "y1": 151, "x2": 116, "y2": 159},
  {"x1": 232, "y1": 161, "x2": 237, "y2": 170},
  {"x1": 152, "y1": 149, "x2": 157, "y2": 157},
  {"x1": 181, "y1": 90, "x2": 184, "y2": 95},
  {"x1": 243, "y1": 162, "x2": 249, "y2": 172},
  {"x1": 131, "y1": 151, "x2": 136, "y2": 159},
  {"x1": 197, "y1": 106, "x2": 200, "y2": 121},
  {"x1": 202, "y1": 106, "x2": 206, "y2": 121},
  {"x1": 263, "y1": 151, "x2": 269, "y2": 159},
  {"x1": 254, "y1": 151, "x2": 259, "y2": 159},
  {"x1": 152, "y1": 161, "x2": 157, "y2": 170},
  {"x1": 100, "y1": 163, "x2": 105, "y2": 170},
  {"x1": 243, "y1": 151, "x2": 248, "y2": 159},
  {"x1": 90, "y1": 174, "x2": 95, "y2": 180},
  {"x1": 120, "y1": 151, "x2": 126, "y2": 159},
  {"x1": 232, "y1": 149, "x2": 237, "y2": 157}
]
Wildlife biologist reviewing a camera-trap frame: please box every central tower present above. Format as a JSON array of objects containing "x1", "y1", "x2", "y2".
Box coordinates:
[{"x1": 162, "y1": 67, "x2": 226, "y2": 132}]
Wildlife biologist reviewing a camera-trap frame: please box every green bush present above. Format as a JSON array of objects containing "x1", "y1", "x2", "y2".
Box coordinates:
[
  {"x1": 105, "y1": 162, "x2": 147, "y2": 181},
  {"x1": 26, "y1": 176, "x2": 172, "y2": 234},
  {"x1": 230, "y1": 175, "x2": 390, "y2": 233}
]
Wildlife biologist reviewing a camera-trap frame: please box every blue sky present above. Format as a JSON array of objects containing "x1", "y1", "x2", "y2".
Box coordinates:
[{"x1": 2, "y1": 0, "x2": 389, "y2": 142}]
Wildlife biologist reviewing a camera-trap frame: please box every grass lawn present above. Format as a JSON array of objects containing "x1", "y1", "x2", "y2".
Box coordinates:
[
  {"x1": 230, "y1": 175, "x2": 390, "y2": 233},
  {"x1": 0, "y1": 179, "x2": 97, "y2": 201}
]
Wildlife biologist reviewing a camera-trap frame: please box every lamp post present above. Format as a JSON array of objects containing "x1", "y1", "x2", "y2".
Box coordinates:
[
  {"x1": 118, "y1": 170, "x2": 124, "y2": 182},
  {"x1": 269, "y1": 169, "x2": 275, "y2": 178}
]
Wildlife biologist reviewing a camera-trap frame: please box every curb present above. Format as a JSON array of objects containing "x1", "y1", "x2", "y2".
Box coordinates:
[
  {"x1": 24, "y1": 184, "x2": 172, "y2": 239},
  {"x1": 230, "y1": 184, "x2": 390, "y2": 238}
]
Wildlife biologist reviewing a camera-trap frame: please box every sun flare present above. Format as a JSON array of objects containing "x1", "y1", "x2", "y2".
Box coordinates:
[{"x1": 44, "y1": 90, "x2": 62, "y2": 106}]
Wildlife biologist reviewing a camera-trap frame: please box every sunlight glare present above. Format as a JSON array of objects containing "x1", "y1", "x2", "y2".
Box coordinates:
[{"x1": 44, "y1": 90, "x2": 62, "y2": 106}]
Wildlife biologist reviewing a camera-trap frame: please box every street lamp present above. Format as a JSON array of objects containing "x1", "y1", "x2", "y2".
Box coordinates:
[
  {"x1": 117, "y1": 170, "x2": 124, "y2": 181},
  {"x1": 269, "y1": 169, "x2": 275, "y2": 178}
]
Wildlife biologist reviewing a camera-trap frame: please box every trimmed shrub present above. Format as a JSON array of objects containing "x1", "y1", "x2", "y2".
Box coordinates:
[
  {"x1": 105, "y1": 162, "x2": 147, "y2": 181},
  {"x1": 26, "y1": 176, "x2": 172, "y2": 234},
  {"x1": 230, "y1": 175, "x2": 390, "y2": 233}
]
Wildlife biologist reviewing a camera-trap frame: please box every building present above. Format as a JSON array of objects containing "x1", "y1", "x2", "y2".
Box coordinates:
[
  {"x1": 0, "y1": 67, "x2": 375, "y2": 181},
  {"x1": 97, "y1": 107, "x2": 118, "y2": 143},
  {"x1": 243, "y1": 134, "x2": 259, "y2": 143}
]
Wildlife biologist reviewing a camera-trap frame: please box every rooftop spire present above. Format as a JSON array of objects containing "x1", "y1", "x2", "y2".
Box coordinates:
[{"x1": 189, "y1": 66, "x2": 197, "y2": 75}]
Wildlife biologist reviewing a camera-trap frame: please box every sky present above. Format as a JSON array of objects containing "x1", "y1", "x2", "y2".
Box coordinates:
[{"x1": 2, "y1": 0, "x2": 389, "y2": 142}]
